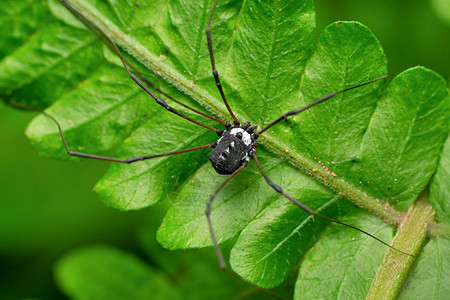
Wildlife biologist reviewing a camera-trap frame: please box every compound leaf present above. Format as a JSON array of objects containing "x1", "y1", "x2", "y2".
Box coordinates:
[
  {"x1": 26, "y1": 63, "x2": 154, "y2": 160},
  {"x1": 1, "y1": 0, "x2": 449, "y2": 295},
  {"x1": 351, "y1": 67, "x2": 450, "y2": 210}
]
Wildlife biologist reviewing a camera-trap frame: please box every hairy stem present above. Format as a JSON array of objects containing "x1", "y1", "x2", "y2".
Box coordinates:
[
  {"x1": 366, "y1": 190, "x2": 434, "y2": 300},
  {"x1": 66, "y1": 0, "x2": 450, "y2": 239}
]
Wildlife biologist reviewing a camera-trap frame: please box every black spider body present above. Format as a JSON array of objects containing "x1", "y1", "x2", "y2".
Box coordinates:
[
  {"x1": 209, "y1": 122, "x2": 257, "y2": 175},
  {"x1": 56, "y1": 0, "x2": 406, "y2": 278}
]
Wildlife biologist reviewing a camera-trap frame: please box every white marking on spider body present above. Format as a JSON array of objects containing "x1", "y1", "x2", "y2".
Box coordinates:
[{"x1": 229, "y1": 128, "x2": 252, "y2": 146}]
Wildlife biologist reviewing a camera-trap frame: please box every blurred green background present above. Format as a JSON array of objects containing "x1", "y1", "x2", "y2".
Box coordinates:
[{"x1": 1, "y1": 0, "x2": 449, "y2": 299}]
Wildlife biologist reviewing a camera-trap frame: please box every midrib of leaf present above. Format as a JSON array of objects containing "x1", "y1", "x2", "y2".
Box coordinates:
[
  {"x1": 36, "y1": 76, "x2": 141, "y2": 138},
  {"x1": 193, "y1": 0, "x2": 209, "y2": 77},
  {"x1": 225, "y1": 0, "x2": 247, "y2": 58},
  {"x1": 67, "y1": 0, "x2": 405, "y2": 225},
  {"x1": 0, "y1": 0, "x2": 38, "y2": 28},
  {"x1": 3, "y1": 33, "x2": 98, "y2": 95},
  {"x1": 19, "y1": 32, "x2": 97, "y2": 91},
  {"x1": 367, "y1": 190, "x2": 435, "y2": 299},
  {"x1": 261, "y1": 132, "x2": 404, "y2": 223},
  {"x1": 261, "y1": 1, "x2": 281, "y2": 107},
  {"x1": 387, "y1": 81, "x2": 429, "y2": 202}
]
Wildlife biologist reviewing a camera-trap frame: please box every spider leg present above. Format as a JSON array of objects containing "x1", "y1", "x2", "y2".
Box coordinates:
[
  {"x1": 250, "y1": 151, "x2": 413, "y2": 257},
  {"x1": 205, "y1": 161, "x2": 248, "y2": 268},
  {"x1": 204, "y1": 160, "x2": 285, "y2": 299},
  {"x1": 143, "y1": 82, "x2": 228, "y2": 126},
  {"x1": 206, "y1": 0, "x2": 239, "y2": 124},
  {"x1": 60, "y1": 0, "x2": 221, "y2": 134},
  {"x1": 60, "y1": 0, "x2": 227, "y2": 127},
  {"x1": 256, "y1": 75, "x2": 391, "y2": 136},
  {"x1": 42, "y1": 110, "x2": 213, "y2": 163}
]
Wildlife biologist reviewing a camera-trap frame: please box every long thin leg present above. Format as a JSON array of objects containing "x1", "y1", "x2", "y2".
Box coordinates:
[
  {"x1": 60, "y1": 0, "x2": 227, "y2": 127},
  {"x1": 206, "y1": 0, "x2": 239, "y2": 124},
  {"x1": 205, "y1": 161, "x2": 248, "y2": 269},
  {"x1": 148, "y1": 82, "x2": 228, "y2": 126},
  {"x1": 204, "y1": 161, "x2": 284, "y2": 299},
  {"x1": 60, "y1": 0, "x2": 220, "y2": 134},
  {"x1": 256, "y1": 75, "x2": 391, "y2": 136},
  {"x1": 250, "y1": 151, "x2": 413, "y2": 257},
  {"x1": 43, "y1": 110, "x2": 213, "y2": 163}
]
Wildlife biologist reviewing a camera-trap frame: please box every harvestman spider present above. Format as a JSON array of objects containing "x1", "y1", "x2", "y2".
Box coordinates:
[{"x1": 54, "y1": 0, "x2": 411, "y2": 272}]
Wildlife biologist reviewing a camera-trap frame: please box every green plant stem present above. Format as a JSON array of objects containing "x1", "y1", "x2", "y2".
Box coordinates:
[
  {"x1": 366, "y1": 190, "x2": 435, "y2": 300},
  {"x1": 261, "y1": 134, "x2": 406, "y2": 224},
  {"x1": 69, "y1": 0, "x2": 405, "y2": 224},
  {"x1": 68, "y1": 0, "x2": 450, "y2": 239}
]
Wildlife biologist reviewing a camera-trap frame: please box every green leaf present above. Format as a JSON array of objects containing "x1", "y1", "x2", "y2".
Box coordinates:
[
  {"x1": 157, "y1": 150, "x2": 286, "y2": 248},
  {"x1": 0, "y1": 0, "x2": 52, "y2": 59},
  {"x1": 55, "y1": 245, "x2": 179, "y2": 300},
  {"x1": 278, "y1": 21, "x2": 387, "y2": 165},
  {"x1": 25, "y1": 63, "x2": 155, "y2": 160},
  {"x1": 2, "y1": 0, "x2": 450, "y2": 295},
  {"x1": 55, "y1": 240, "x2": 269, "y2": 300},
  {"x1": 0, "y1": 20, "x2": 104, "y2": 108},
  {"x1": 229, "y1": 186, "x2": 340, "y2": 288},
  {"x1": 398, "y1": 237, "x2": 450, "y2": 299},
  {"x1": 351, "y1": 67, "x2": 450, "y2": 210},
  {"x1": 138, "y1": 219, "x2": 262, "y2": 300},
  {"x1": 430, "y1": 133, "x2": 450, "y2": 223},
  {"x1": 94, "y1": 111, "x2": 214, "y2": 210},
  {"x1": 295, "y1": 208, "x2": 395, "y2": 299},
  {"x1": 221, "y1": 0, "x2": 315, "y2": 123}
]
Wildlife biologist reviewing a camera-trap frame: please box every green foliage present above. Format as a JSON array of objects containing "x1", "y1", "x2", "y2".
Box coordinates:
[
  {"x1": 55, "y1": 245, "x2": 179, "y2": 300},
  {"x1": 0, "y1": 0, "x2": 52, "y2": 59},
  {"x1": 350, "y1": 67, "x2": 450, "y2": 211},
  {"x1": 0, "y1": 1, "x2": 103, "y2": 108},
  {"x1": 430, "y1": 0, "x2": 450, "y2": 27},
  {"x1": 399, "y1": 237, "x2": 450, "y2": 299},
  {"x1": 295, "y1": 208, "x2": 394, "y2": 299},
  {"x1": 1, "y1": 0, "x2": 449, "y2": 298},
  {"x1": 55, "y1": 227, "x2": 270, "y2": 300},
  {"x1": 431, "y1": 133, "x2": 450, "y2": 223}
]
